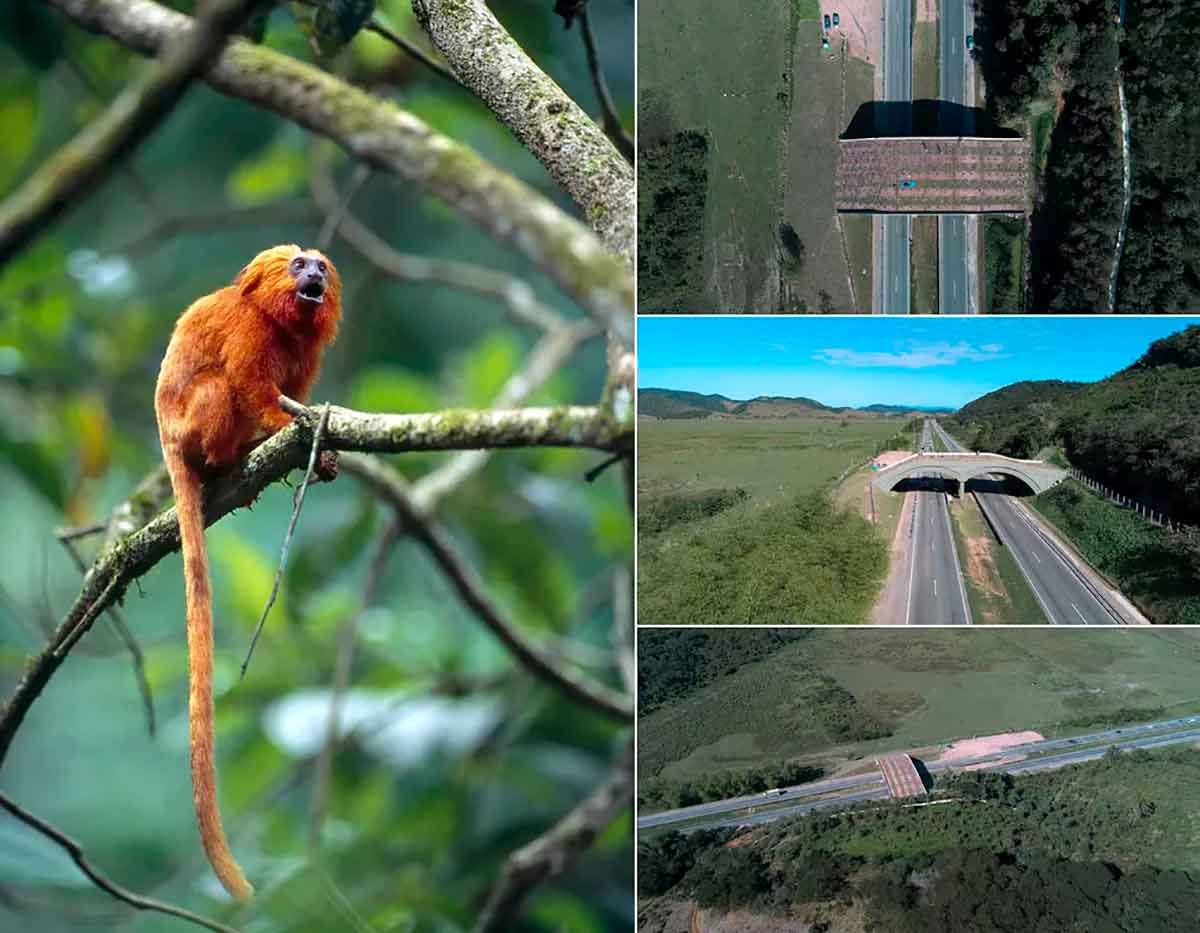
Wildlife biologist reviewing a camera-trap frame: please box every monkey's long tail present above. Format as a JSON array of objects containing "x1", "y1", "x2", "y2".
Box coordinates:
[{"x1": 167, "y1": 450, "x2": 254, "y2": 902}]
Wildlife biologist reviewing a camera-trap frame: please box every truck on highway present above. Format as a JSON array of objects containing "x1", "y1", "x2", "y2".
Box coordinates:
[{"x1": 763, "y1": 788, "x2": 788, "y2": 797}]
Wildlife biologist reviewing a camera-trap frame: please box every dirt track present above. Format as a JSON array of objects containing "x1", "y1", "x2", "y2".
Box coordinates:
[{"x1": 933, "y1": 730, "x2": 1045, "y2": 762}]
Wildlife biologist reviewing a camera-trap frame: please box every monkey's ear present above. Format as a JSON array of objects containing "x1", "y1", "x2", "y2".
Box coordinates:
[{"x1": 235, "y1": 262, "x2": 262, "y2": 296}]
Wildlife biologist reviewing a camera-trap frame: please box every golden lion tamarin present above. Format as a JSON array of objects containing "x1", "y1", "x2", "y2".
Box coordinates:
[{"x1": 155, "y1": 245, "x2": 341, "y2": 899}]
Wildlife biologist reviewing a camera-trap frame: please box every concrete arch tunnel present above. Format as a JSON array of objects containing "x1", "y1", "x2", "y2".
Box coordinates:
[{"x1": 871, "y1": 453, "x2": 1068, "y2": 497}]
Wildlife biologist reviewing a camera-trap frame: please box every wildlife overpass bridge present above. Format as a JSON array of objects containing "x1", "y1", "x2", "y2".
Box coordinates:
[
  {"x1": 836, "y1": 137, "x2": 1031, "y2": 214},
  {"x1": 871, "y1": 452, "x2": 1068, "y2": 496},
  {"x1": 877, "y1": 754, "x2": 927, "y2": 799}
]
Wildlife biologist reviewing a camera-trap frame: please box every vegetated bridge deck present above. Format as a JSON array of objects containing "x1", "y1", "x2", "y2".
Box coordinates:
[
  {"x1": 871, "y1": 452, "x2": 1068, "y2": 495},
  {"x1": 835, "y1": 137, "x2": 1031, "y2": 214},
  {"x1": 877, "y1": 753, "x2": 927, "y2": 799}
]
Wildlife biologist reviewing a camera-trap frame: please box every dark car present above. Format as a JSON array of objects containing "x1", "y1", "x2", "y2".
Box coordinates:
[
  {"x1": 833, "y1": 13, "x2": 840, "y2": 27},
  {"x1": 824, "y1": 14, "x2": 831, "y2": 30}
]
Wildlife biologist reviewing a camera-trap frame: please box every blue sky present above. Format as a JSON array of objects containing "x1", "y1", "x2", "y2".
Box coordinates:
[{"x1": 638, "y1": 317, "x2": 1200, "y2": 408}]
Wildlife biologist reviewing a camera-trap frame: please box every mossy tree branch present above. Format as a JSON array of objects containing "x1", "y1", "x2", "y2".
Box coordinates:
[
  {"x1": 0, "y1": 0, "x2": 263, "y2": 265},
  {"x1": 411, "y1": 0, "x2": 634, "y2": 260},
  {"x1": 39, "y1": 0, "x2": 633, "y2": 342},
  {"x1": 0, "y1": 400, "x2": 630, "y2": 768}
]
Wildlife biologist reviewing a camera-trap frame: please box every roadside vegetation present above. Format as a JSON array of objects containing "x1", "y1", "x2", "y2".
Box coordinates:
[
  {"x1": 974, "y1": 0, "x2": 1122, "y2": 311},
  {"x1": 1116, "y1": 0, "x2": 1200, "y2": 310},
  {"x1": 944, "y1": 325, "x2": 1200, "y2": 622},
  {"x1": 636, "y1": 128, "x2": 708, "y2": 310},
  {"x1": 638, "y1": 412, "x2": 900, "y2": 626},
  {"x1": 1033, "y1": 482, "x2": 1200, "y2": 623},
  {"x1": 983, "y1": 217, "x2": 1025, "y2": 312},
  {"x1": 638, "y1": 491, "x2": 887, "y2": 626},
  {"x1": 639, "y1": 746, "x2": 1200, "y2": 932},
  {"x1": 639, "y1": 761, "x2": 826, "y2": 812}
]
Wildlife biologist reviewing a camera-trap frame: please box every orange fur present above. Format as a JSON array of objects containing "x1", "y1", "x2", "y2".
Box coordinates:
[{"x1": 154, "y1": 245, "x2": 341, "y2": 900}]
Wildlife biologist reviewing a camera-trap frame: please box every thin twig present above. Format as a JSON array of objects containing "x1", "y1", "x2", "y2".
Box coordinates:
[
  {"x1": 365, "y1": 18, "x2": 458, "y2": 84},
  {"x1": 41, "y1": 0, "x2": 635, "y2": 337},
  {"x1": 611, "y1": 565, "x2": 634, "y2": 696},
  {"x1": 473, "y1": 742, "x2": 633, "y2": 932},
  {"x1": 0, "y1": 791, "x2": 239, "y2": 933},
  {"x1": 341, "y1": 454, "x2": 632, "y2": 722},
  {"x1": 307, "y1": 518, "x2": 399, "y2": 853},
  {"x1": 577, "y1": 9, "x2": 633, "y2": 162},
  {"x1": 316, "y1": 163, "x2": 370, "y2": 251},
  {"x1": 308, "y1": 158, "x2": 564, "y2": 334},
  {"x1": 582, "y1": 451, "x2": 626, "y2": 483},
  {"x1": 0, "y1": 400, "x2": 624, "y2": 771},
  {"x1": 55, "y1": 520, "x2": 110, "y2": 542},
  {"x1": 241, "y1": 402, "x2": 331, "y2": 679},
  {"x1": 0, "y1": 0, "x2": 265, "y2": 265},
  {"x1": 57, "y1": 536, "x2": 155, "y2": 737},
  {"x1": 411, "y1": 319, "x2": 601, "y2": 512}
]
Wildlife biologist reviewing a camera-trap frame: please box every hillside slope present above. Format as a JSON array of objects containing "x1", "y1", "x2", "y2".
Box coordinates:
[{"x1": 946, "y1": 326, "x2": 1200, "y2": 524}]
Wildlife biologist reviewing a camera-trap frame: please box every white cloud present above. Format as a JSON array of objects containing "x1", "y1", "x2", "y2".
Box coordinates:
[{"x1": 812, "y1": 341, "x2": 1010, "y2": 369}]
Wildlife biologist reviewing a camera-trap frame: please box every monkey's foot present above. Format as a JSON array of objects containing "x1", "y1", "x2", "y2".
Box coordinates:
[{"x1": 315, "y1": 450, "x2": 340, "y2": 483}]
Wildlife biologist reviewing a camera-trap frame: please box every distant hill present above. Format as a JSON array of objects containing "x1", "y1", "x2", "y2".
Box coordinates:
[
  {"x1": 860, "y1": 403, "x2": 956, "y2": 415},
  {"x1": 945, "y1": 325, "x2": 1200, "y2": 524},
  {"x1": 638, "y1": 389, "x2": 939, "y2": 420},
  {"x1": 637, "y1": 388, "x2": 738, "y2": 419}
]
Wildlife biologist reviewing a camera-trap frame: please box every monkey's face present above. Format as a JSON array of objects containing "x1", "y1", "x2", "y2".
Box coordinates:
[
  {"x1": 236, "y1": 245, "x2": 342, "y2": 324},
  {"x1": 288, "y1": 251, "x2": 332, "y2": 312}
]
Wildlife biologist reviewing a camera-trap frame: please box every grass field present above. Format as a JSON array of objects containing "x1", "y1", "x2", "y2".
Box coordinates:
[
  {"x1": 782, "y1": 31, "x2": 868, "y2": 311},
  {"x1": 913, "y1": 21, "x2": 938, "y2": 101},
  {"x1": 639, "y1": 0, "x2": 794, "y2": 310},
  {"x1": 946, "y1": 492, "x2": 1046, "y2": 624},
  {"x1": 637, "y1": 416, "x2": 903, "y2": 503},
  {"x1": 637, "y1": 416, "x2": 900, "y2": 628},
  {"x1": 639, "y1": 628, "x2": 1200, "y2": 784},
  {"x1": 843, "y1": 215, "x2": 873, "y2": 310},
  {"x1": 911, "y1": 215, "x2": 938, "y2": 313}
]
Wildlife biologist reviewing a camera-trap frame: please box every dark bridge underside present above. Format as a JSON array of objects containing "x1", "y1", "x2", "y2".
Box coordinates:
[{"x1": 836, "y1": 136, "x2": 1031, "y2": 214}]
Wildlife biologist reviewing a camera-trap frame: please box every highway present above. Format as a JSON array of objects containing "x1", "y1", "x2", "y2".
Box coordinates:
[
  {"x1": 930, "y1": 421, "x2": 1126, "y2": 624},
  {"x1": 639, "y1": 714, "x2": 1200, "y2": 833},
  {"x1": 938, "y1": 0, "x2": 975, "y2": 313},
  {"x1": 877, "y1": 0, "x2": 912, "y2": 314},
  {"x1": 907, "y1": 422, "x2": 971, "y2": 624}
]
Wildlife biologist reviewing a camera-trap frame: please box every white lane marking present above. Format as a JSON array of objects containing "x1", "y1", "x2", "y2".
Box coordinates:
[
  {"x1": 1009, "y1": 500, "x2": 1114, "y2": 622},
  {"x1": 905, "y1": 492, "x2": 918, "y2": 626},
  {"x1": 1072, "y1": 603, "x2": 1088, "y2": 625},
  {"x1": 934, "y1": 577, "x2": 938, "y2": 597},
  {"x1": 981, "y1": 494, "x2": 1062, "y2": 625}
]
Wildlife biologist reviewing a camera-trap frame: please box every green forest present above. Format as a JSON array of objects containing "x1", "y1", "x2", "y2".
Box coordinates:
[
  {"x1": 639, "y1": 747, "x2": 1200, "y2": 932},
  {"x1": 975, "y1": 0, "x2": 1200, "y2": 311},
  {"x1": 0, "y1": 1, "x2": 634, "y2": 931},
  {"x1": 945, "y1": 325, "x2": 1200, "y2": 622},
  {"x1": 946, "y1": 325, "x2": 1200, "y2": 524}
]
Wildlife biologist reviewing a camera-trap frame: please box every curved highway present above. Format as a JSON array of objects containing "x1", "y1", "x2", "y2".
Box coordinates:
[
  {"x1": 930, "y1": 421, "x2": 1129, "y2": 625},
  {"x1": 639, "y1": 714, "x2": 1200, "y2": 832}
]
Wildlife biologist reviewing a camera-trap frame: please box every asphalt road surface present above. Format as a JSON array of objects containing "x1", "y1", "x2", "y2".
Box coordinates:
[
  {"x1": 931, "y1": 421, "x2": 1122, "y2": 624},
  {"x1": 938, "y1": 0, "x2": 974, "y2": 313},
  {"x1": 877, "y1": 0, "x2": 913, "y2": 314},
  {"x1": 908, "y1": 481, "x2": 972, "y2": 624},
  {"x1": 641, "y1": 715, "x2": 1200, "y2": 832}
]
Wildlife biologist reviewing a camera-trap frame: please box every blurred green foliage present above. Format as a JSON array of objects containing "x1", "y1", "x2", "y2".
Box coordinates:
[{"x1": 0, "y1": 1, "x2": 633, "y2": 930}]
